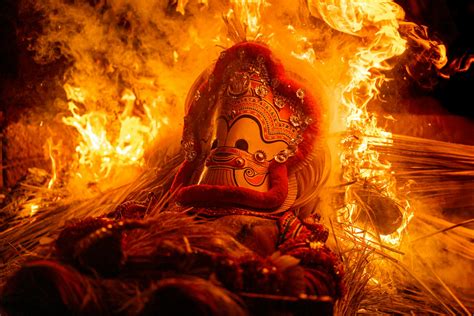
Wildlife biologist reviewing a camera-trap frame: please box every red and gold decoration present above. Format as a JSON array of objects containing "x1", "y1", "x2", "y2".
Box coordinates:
[
  {"x1": 0, "y1": 0, "x2": 472, "y2": 315},
  {"x1": 173, "y1": 42, "x2": 320, "y2": 212}
]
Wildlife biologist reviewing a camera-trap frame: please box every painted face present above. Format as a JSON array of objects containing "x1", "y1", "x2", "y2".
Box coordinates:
[
  {"x1": 199, "y1": 116, "x2": 288, "y2": 191},
  {"x1": 191, "y1": 48, "x2": 312, "y2": 194},
  {"x1": 173, "y1": 44, "x2": 319, "y2": 213}
]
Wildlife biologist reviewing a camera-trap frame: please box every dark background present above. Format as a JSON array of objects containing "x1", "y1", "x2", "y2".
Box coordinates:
[{"x1": 396, "y1": 0, "x2": 474, "y2": 119}]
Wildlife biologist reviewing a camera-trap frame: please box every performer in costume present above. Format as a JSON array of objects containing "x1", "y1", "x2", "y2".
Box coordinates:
[
  {"x1": 171, "y1": 41, "x2": 344, "y2": 296},
  {"x1": 1, "y1": 42, "x2": 343, "y2": 315}
]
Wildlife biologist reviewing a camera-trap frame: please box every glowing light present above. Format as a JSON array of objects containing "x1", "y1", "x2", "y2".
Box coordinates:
[
  {"x1": 62, "y1": 85, "x2": 169, "y2": 182},
  {"x1": 34, "y1": 0, "x2": 446, "y2": 246},
  {"x1": 47, "y1": 138, "x2": 57, "y2": 190},
  {"x1": 309, "y1": 0, "x2": 414, "y2": 246},
  {"x1": 289, "y1": 26, "x2": 316, "y2": 64},
  {"x1": 30, "y1": 204, "x2": 39, "y2": 216},
  {"x1": 227, "y1": 0, "x2": 269, "y2": 37}
]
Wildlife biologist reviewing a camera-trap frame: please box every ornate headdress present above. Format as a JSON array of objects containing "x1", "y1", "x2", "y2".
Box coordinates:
[{"x1": 171, "y1": 42, "x2": 322, "y2": 214}]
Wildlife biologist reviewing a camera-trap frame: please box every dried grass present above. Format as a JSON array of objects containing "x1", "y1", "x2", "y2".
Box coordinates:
[
  {"x1": 332, "y1": 133, "x2": 473, "y2": 315},
  {"x1": 0, "y1": 134, "x2": 473, "y2": 315}
]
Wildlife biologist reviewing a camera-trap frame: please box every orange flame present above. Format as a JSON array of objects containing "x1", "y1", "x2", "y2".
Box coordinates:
[
  {"x1": 176, "y1": 0, "x2": 209, "y2": 15},
  {"x1": 227, "y1": 0, "x2": 269, "y2": 38},
  {"x1": 62, "y1": 84, "x2": 168, "y2": 182},
  {"x1": 288, "y1": 25, "x2": 316, "y2": 64},
  {"x1": 439, "y1": 53, "x2": 474, "y2": 79},
  {"x1": 29, "y1": 203, "x2": 39, "y2": 217},
  {"x1": 308, "y1": 0, "x2": 416, "y2": 246},
  {"x1": 47, "y1": 138, "x2": 57, "y2": 190},
  {"x1": 34, "y1": 0, "x2": 448, "y2": 246}
]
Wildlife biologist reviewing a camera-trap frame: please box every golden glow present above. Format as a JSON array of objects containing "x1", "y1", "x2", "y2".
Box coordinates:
[
  {"x1": 47, "y1": 138, "x2": 57, "y2": 190},
  {"x1": 288, "y1": 25, "x2": 316, "y2": 64},
  {"x1": 309, "y1": 0, "x2": 413, "y2": 246},
  {"x1": 29, "y1": 203, "x2": 39, "y2": 216},
  {"x1": 62, "y1": 85, "x2": 169, "y2": 182},
  {"x1": 13, "y1": 1, "x2": 467, "y2": 311},
  {"x1": 33, "y1": 1, "x2": 447, "y2": 247},
  {"x1": 227, "y1": 0, "x2": 269, "y2": 37}
]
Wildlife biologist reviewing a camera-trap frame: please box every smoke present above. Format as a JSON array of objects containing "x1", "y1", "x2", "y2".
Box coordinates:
[
  {"x1": 18, "y1": 0, "x2": 233, "y2": 189},
  {"x1": 11, "y1": 0, "x2": 472, "y2": 309},
  {"x1": 17, "y1": 0, "x2": 357, "y2": 191},
  {"x1": 22, "y1": 0, "x2": 356, "y2": 123},
  {"x1": 25, "y1": 0, "x2": 230, "y2": 116}
]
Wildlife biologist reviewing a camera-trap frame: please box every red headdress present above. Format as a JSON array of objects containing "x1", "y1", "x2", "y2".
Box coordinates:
[{"x1": 171, "y1": 42, "x2": 322, "y2": 214}]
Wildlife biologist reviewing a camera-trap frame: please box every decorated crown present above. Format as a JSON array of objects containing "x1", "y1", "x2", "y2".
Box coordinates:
[
  {"x1": 181, "y1": 42, "x2": 321, "y2": 168},
  {"x1": 171, "y1": 42, "x2": 322, "y2": 211}
]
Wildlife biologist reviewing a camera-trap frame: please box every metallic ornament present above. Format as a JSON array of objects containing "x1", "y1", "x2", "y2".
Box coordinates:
[
  {"x1": 274, "y1": 95, "x2": 286, "y2": 109},
  {"x1": 235, "y1": 157, "x2": 245, "y2": 167},
  {"x1": 194, "y1": 90, "x2": 201, "y2": 101},
  {"x1": 295, "y1": 134, "x2": 304, "y2": 144},
  {"x1": 296, "y1": 88, "x2": 305, "y2": 100},
  {"x1": 182, "y1": 139, "x2": 197, "y2": 162},
  {"x1": 182, "y1": 139, "x2": 194, "y2": 150},
  {"x1": 185, "y1": 151, "x2": 197, "y2": 162},
  {"x1": 290, "y1": 114, "x2": 301, "y2": 127},
  {"x1": 254, "y1": 150, "x2": 267, "y2": 163},
  {"x1": 274, "y1": 150, "x2": 289, "y2": 163},
  {"x1": 255, "y1": 85, "x2": 269, "y2": 98},
  {"x1": 228, "y1": 72, "x2": 250, "y2": 96}
]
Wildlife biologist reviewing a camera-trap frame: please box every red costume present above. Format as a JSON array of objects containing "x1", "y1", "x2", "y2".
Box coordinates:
[{"x1": 1, "y1": 42, "x2": 343, "y2": 315}]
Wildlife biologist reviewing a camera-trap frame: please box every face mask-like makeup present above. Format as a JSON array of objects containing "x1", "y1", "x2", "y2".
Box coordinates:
[
  {"x1": 199, "y1": 50, "x2": 312, "y2": 191},
  {"x1": 172, "y1": 42, "x2": 320, "y2": 212}
]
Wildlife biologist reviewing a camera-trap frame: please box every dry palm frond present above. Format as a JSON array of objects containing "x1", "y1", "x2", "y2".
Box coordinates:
[
  {"x1": 1, "y1": 133, "x2": 473, "y2": 315},
  {"x1": 0, "y1": 152, "x2": 183, "y2": 279}
]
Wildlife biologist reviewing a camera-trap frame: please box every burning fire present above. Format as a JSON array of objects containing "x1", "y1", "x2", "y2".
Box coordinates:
[
  {"x1": 62, "y1": 84, "x2": 169, "y2": 183},
  {"x1": 29, "y1": 0, "x2": 448, "y2": 246},
  {"x1": 53, "y1": 0, "x2": 416, "y2": 246},
  {"x1": 308, "y1": 0, "x2": 444, "y2": 246},
  {"x1": 4, "y1": 2, "x2": 471, "y2": 313},
  {"x1": 227, "y1": 0, "x2": 269, "y2": 37},
  {"x1": 47, "y1": 138, "x2": 57, "y2": 190},
  {"x1": 321, "y1": 0, "x2": 411, "y2": 245}
]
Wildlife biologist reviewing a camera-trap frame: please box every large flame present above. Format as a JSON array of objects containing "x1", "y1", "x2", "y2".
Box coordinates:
[
  {"x1": 7, "y1": 1, "x2": 471, "y2": 312},
  {"x1": 46, "y1": 138, "x2": 58, "y2": 190},
  {"x1": 32, "y1": 0, "x2": 447, "y2": 246},
  {"x1": 227, "y1": 0, "x2": 269, "y2": 37},
  {"x1": 308, "y1": 0, "x2": 444, "y2": 246},
  {"x1": 62, "y1": 84, "x2": 169, "y2": 183},
  {"x1": 54, "y1": 0, "x2": 415, "y2": 246}
]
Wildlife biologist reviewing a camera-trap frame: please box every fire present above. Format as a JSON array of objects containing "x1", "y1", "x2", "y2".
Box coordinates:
[
  {"x1": 29, "y1": 203, "x2": 39, "y2": 217},
  {"x1": 47, "y1": 138, "x2": 57, "y2": 190},
  {"x1": 29, "y1": 0, "x2": 448, "y2": 245},
  {"x1": 288, "y1": 25, "x2": 316, "y2": 64},
  {"x1": 6, "y1": 1, "x2": 470, "y2": 312},
  {"x1": 308, "y1": 0, "x2": 418, "y2": 246},
  {"x1": 227, "y1": 0, "x2": 269, "y2": 38},
  {"x1": 20, "y1": 201, "x2": 41, "y2": 217},
  {"x1": 176, "y1": 0, "x2": 209, "y2": 15},
  {"x1": 62, "y1": 84, "x2": 168, "y2": 183}
]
